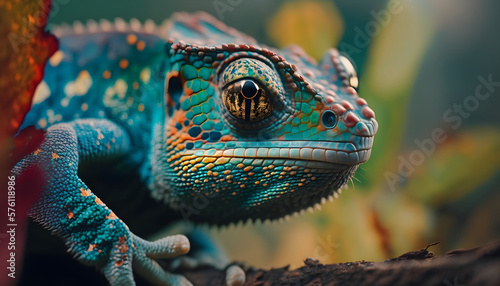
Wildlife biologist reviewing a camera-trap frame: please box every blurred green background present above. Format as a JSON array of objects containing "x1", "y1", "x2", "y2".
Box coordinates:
[{"x1": 48, "y1": 0, "x2": 500, "y2": 268}]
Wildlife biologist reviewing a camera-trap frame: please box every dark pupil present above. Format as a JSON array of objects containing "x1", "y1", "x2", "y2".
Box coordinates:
[
  {"x1": 321, "y1": 110, "x2": 337, "y2": 128},
  {"x1": 242, "y1": 80, "x2": 258, "y2": 99},
  {"x1": 222, "y1": 79, "x2": 272, "y2": 122}
]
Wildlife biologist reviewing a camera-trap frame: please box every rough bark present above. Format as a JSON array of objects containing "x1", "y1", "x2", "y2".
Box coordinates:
[{"x1": 180, "y1": 240, "x2": 500, "y2": 286}]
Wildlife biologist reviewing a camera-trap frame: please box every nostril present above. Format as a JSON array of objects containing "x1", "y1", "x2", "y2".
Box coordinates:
[
  {"x1": 321, "y1": 110, "x2": 338, "y2": 128},
  {"x1": 343, "y1": 112, "x2": 360, "y2": 128}
]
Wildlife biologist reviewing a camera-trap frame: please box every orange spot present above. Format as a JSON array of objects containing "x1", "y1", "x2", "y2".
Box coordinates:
[
  {"x1": 126, "y1": 34, "x2": 137, "y2": 45},
  {"x1": 106, "y1": 212, "x2": 118, "y2": 220},
  {"x1": 119, "y1": 237, "x2": 125, "y2": 244},
  {"x1": 120, "y1": 244, "x2": 129, "y2": 253},
  {"x1": 136, "y1": 40, "x2": 145, "y2": 51},
  {"x1": 133, "y1": 82, "x2": 139, "y2": 89},
  {"x1": 232, "y1": 192, "x2": 237, "y2": 195},
  {"x1": 95, "y1": 197, "x2": 104, "y2": 205},
  {"x1": 33, "y1": 149, "x2": 41, "y2": 155},
  {"x1": 80, "y1": 188, "x2": 91, "y2": 196},
  {"x1": 119, "y1": 59, "x2": 129, "y2": 69},
  {"x1": 138, "y1": 103, "x2": 145, "y2": 112},
  {"x1": 67, "y1": 211, "x2": 74, "y2": 219},
  {"x1": 115, "y1": 260, "x2": 124, "y2": 267},
  {"x1": 88, "y1": 244, "x2": 97, "y2": 251},
  {"x1": 102, "y1": 70, "x2": 111, "y2": 79},
  {"x1": 51, "y1": 153, "x2": 60, "y2": 159}
]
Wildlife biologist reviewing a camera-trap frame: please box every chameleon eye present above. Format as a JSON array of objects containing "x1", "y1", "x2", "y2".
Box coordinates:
[{"x1": 222, "y1": 79, "x2": 272, "y2": 122}]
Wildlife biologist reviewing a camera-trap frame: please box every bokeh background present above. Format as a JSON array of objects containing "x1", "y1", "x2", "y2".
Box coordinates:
[{"x1": 46, "y1": 0, "x2": 500, "y2": 269}]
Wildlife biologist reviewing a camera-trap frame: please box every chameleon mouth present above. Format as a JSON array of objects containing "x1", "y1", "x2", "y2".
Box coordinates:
[
  {"x1": 167, "y1": 140, "x2": 373, "y2": 225},
  {"x1": 187, "y1": 138, "x2": 373, "y2": 168}
]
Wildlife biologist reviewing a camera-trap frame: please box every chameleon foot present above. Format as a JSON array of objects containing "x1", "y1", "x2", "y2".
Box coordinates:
[
  {"x1": 103, "y1": 233, "x2": 192, "y2": 286},
  {"x1": 132, "y1": 234, "x2": 193, "y2": 286}
]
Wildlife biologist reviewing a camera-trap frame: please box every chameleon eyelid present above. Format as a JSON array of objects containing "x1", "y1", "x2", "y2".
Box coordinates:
[
  {"x1": 221, "y1": 76, "x2": 267, "y2": 92},
  {"x1": 215, "y1": 53, "x2": 277, "y2": 82}
]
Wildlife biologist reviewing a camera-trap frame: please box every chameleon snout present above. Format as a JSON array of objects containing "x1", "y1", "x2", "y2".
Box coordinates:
[{"x1": 320, "y1": 92, "x2": 377, "y2": 137}]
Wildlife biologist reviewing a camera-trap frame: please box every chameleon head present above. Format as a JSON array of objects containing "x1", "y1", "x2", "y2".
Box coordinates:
[{"x1": 151, "y1": 38, "x2": 377, "y2": 225}]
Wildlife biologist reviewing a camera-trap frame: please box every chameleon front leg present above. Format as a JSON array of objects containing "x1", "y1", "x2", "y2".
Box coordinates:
[{"x1": 12, "y1": 119, "x2": 190, "y2": 286}]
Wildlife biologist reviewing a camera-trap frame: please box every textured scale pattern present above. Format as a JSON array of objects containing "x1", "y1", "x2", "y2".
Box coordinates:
[{"x1": 13, "y1": 12, "x2": 377, "y2": 286}]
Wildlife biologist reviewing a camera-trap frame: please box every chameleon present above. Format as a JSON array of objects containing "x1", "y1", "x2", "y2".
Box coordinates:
[{"x1": 13, "y1": 11, "x2": 377, "y2": 286}]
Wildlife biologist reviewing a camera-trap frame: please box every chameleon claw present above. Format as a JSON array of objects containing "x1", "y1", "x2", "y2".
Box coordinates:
[
  {"x1": 132, "y1": 233, "x2": 193, "y2": 285},
  {"x1": 225, "y1": 265, "x2": 246, "y2": 286},
  {"x1": 133, "y1": 234, "x2": 190, "y2": 259}
]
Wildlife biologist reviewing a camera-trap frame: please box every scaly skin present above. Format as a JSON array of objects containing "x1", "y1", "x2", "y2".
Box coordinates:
[{"x1": 14, "y1": 12, "x2": 377, "y2": 285}]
